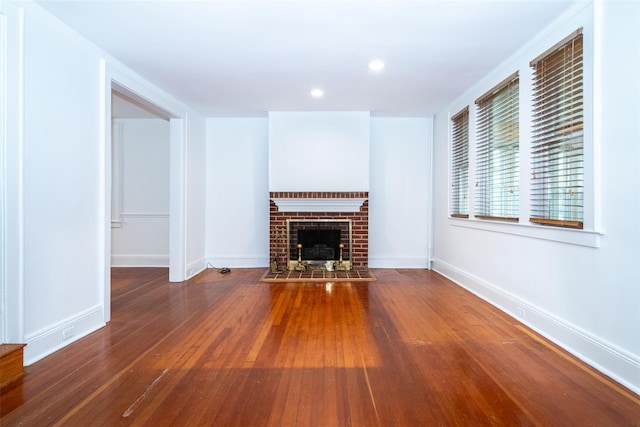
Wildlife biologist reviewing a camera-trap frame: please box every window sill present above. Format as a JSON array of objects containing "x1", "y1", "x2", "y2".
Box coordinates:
[{"x1": 449, "y1": 217, "x2": 603, "y2": 248}]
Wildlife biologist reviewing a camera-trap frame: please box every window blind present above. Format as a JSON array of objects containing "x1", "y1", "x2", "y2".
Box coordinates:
[
  {"x1": 451, "y1": 107, "x2": 469, "y2": 218},
  {"x1": 475, "y1": 73, "x2": 520, "y2": 221},
  {"x1": 530, "y1": 30, "x2": 584, "y2": 229}
]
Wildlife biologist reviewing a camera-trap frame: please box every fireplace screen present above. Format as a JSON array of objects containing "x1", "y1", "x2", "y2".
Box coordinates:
[
  {"x1": 298, "y1": 229, "x2": 340, "y2": 260},
  {"x1": 287, "y1": 219, "x2": 351, "y2": 268}
]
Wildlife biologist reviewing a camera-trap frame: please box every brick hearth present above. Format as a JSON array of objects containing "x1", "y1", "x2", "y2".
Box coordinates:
[{"x1": 269, "y1": 192, "x2": 368, "y2": 269}]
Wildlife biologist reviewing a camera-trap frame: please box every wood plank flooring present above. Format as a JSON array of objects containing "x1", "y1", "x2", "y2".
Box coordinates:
[{"x1": 1, "y1": 268, "x2": 639, "y2": 426}]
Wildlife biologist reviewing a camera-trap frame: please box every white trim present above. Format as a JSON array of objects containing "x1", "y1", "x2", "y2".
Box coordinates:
[
  {"x1": 368, "y1": 256, "x2": 430, "y2": 269},
  {"x1": 0, "y1": 8, "x2": 6, "y2": 343},
  {"x1": 110, "y1": 120, "x2": 123, "y2": 226},
  {"x1": 272, "y1": 197, "x2": 367, "y2": 213},
  {"x1": 23, "y1": 305, "x2": 105, "y2": 365},
  {"x1": 449, "y1": 217, "x2": 603, "y2": 248},
  {"x1": 425, "y1": 116, "x2": 435, "y2": 267},
  {"x1": 1, "y1": 4, "x2": 24, "y2": 343},
  {"x1": 169, "y1": 118, "x2": 187, "y2": 282},
  {"x1": 433, "y1": 258, "x2": 640, "y2": 395},
  {"x1": 113, "y1": 213, "x2": 168, "y2": 228},
  {"x1": 186, "y1": 257, "x2": 207, "y2": 280},
  {"x1": 592, "y1": 0, "x2": 604, "y2": 232},
  {"x1": 14, "y1": 5, "x2": 24, "y2": 342},
  {"x1": 99, "y1": 58, "x2": 111, "y2": 324},
  {"x1": 111, "y1": 254, "x2": 169, "y2": 267},
  {"x1": 206, "y1": 256, "x2": 269, "y2": 269},
  {"x1": 120, "y1": 212, "x2": 170, "y2": 219}
]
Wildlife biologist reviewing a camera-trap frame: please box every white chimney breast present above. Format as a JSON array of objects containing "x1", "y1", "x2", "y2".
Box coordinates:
[{"x1": 268, "y1": 111, "x2": 370, "y2": 192}]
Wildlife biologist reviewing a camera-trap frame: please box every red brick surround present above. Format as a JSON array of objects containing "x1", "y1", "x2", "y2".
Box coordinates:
[{"x1": 269, "y1": 192, "x2": 369, "y2": 269}]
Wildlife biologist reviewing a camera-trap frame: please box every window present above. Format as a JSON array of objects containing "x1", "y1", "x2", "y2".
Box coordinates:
[
  {"x1": 450, "y1": 107, "x2": 469, "y2": 218},
  {"x1": 475, "y1": 73, "x2": 520, "y2": 221},
  {"x1": 530, "y1": 30, "x2": 584, "y2": 229},
  {"x1": 449, "y1": 27, "x2": 591, "y2": 243}
]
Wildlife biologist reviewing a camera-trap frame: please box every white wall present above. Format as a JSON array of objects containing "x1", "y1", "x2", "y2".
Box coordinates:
[
  {"x1": 111, "y1": 118, "x2": 170, "y2": 267},
  {"x1": 205, "y1": 116, "x2": 433, "y2": 269},
  {"x1": 432, "y1": 1, "x2": 640, "y2": 393},
  {"x1": 268, "y1": 111, "x2": 370, "y2": 192},
  {"x1": 3, "y1": 1, "x2": 208, "y2": 363},
  {"x1": 21, "y1": 2, "x2": 106, "y2": 361},
  {"x1": 1, "y1": 0, "x2": 24, "y2": 344},
  {"x1": 369, "y1": 117, "x2": 433, "y2": 268},
  {"x1": 185, "y1": 114, "x2": 208, "y2": 278},
  {"x1": 206, "y1": 118, "x2": 270, "y2": 268}
]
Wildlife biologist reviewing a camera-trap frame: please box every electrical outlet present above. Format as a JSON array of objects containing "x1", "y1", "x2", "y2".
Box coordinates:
[{"x1": 62, "y1": 326, "x2": 75, "y2": 340}]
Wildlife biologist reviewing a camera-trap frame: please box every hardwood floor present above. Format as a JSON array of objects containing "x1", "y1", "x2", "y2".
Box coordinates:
[{"x1": 1, "y1": 268, "x2": 639, "y2": 426}]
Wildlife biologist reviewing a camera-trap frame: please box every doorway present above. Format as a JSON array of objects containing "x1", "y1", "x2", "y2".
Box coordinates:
[
  {"x1": 103, "y1": 76, "x2": 187, "y2": 323},
  {"x1": 110, "y1": 90, "x2": 170, "y2": 268}
]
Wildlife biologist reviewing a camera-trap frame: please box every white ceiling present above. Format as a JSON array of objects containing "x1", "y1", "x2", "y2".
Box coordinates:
[{"x1": 35, "y1": 0, "x2": 580, "y2": 118}]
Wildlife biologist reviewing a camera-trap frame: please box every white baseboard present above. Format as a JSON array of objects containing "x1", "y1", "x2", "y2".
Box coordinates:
[
  {"x1": 368, "y1": 256, "x2": 430, "y2": 269},
  {"x1": 205, "y1": 256, "x2": 432, "y2": 270},
  {"x1": 111, "y1": 254, "x2": 169, "y2": 267},
  {"x1": 186, "y1": 257, "x2": 207, "y2": 279},
  {"x1": 24, "y1": 305, "x2": 105, "y2": 365},
  {"x1": 206, "y1": 256, "x2": 269, "y2": 269},
  {"x1": 433, "y1": 258, "x2": 640, "y2": 395}
]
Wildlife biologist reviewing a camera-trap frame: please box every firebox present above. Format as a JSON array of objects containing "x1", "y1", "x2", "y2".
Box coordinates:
[{"x1": 287, "y1": 219, "x2": 351, "y2": 270}]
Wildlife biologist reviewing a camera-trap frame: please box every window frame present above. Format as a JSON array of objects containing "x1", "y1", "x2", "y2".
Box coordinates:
[
  {"x1": 450, "y1": 107, "x2": 470, "y2": 219},
  {"x1": 474, "y1": 72, "x2": 520, "y2": 222},
  {"x1": 530, "y1": 30, "x2": 585, "y2": 229}
]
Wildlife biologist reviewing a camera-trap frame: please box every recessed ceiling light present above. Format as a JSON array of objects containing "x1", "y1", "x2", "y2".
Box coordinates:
[
  {"x1": 368, "y1": 59, "x2": 385, "y2": 71},
  {"x1": 310, "y1": 88, "x2": 324, "y2": 98}
]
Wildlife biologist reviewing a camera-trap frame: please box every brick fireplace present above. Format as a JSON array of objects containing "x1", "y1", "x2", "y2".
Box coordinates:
[{"x1": 269, "y1": 192, "x2": 369, "y2": 270}]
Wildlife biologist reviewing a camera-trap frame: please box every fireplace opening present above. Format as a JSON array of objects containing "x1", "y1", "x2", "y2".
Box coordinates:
[
  {"x1": 287, "y1": 219, "x2": 352, "y2": 270},
  {"x1": 297, "y1": 229, "x2": 340, "y2": 260}
]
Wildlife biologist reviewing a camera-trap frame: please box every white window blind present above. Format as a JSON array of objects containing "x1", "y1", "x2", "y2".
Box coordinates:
[
  {"x1": 451, "y1": 107, "x2": 469, "y2": 218},
  {"x1": 530, "y1": 30, "x2": 584, "y2": 229},
  {"x1": 475, "y1": 73, "x2": 520, "y2": 221}
]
